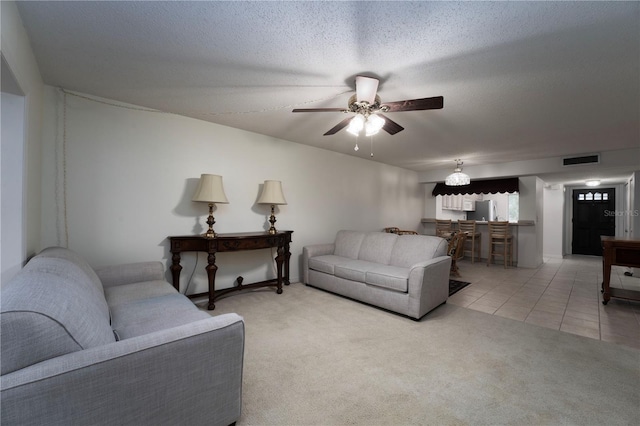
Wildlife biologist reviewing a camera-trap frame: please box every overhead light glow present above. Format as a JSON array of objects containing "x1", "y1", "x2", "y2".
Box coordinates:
[
  {"x1": 585, "y1": 179, "x2": 600, "y2": 187},
  {"x1": 346, "y1": 114, "x2": 365, "y2": 136},
  {"x1": 365, "y1": 114, "x2": 385, "y2": 136},
  {"x1": 347, "y1": 113, "x2": 386, "y2": 137}
]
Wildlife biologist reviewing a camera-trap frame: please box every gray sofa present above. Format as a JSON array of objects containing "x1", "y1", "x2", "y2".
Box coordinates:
[
  {"x1": 1, "y1": 246, "x2": 244, "y2": 426},
  {"x1": 303, "y1": 230, "x2": 451, "y2": 320}
]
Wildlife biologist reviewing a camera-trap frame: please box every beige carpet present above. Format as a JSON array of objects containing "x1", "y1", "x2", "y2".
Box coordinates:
[{"x1": 203, "y1": 283, "x2": 639, "y2": 425}]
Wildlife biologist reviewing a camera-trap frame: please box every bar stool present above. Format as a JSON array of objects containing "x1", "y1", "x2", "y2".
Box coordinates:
[
  {"x1": 435, "y1": 219, "x2": 453, "y2": 238},
  {"x1": 458, "y1": 220, "x2": 481, "y2": 263},
  {"x1": 447, "y1": 231, "x2": 467, "y2": 277},
  {"x1": 487, "y1": 221, "x2": 513, "y2": 268}
]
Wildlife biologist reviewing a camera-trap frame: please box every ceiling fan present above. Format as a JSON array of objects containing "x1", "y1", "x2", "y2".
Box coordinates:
[{"x1": 292, "y1": 75, "x2": 443, "y2": 136}]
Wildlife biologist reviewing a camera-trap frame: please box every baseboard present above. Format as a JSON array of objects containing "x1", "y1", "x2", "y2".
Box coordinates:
[{"x1": 543, "y1": 254, "x2": 564, "y2": 260}]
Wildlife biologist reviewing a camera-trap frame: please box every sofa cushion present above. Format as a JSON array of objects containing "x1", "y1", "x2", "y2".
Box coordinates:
[
  {"x1": 365, "y1": 264, "x2": 410, "y2": 293},
  {"x1": 333, "y1": 230, "x2": 366, "y2": 259},
  {"x1": 110, "y1": 294, "x2": 211, "y2": 340},
  {"x1": 389, "y1": 234, "x2": 448, "y2": 268},
  {"x1": 308, "y1": 255, "x2": 357, "y2": 275},
  {"x1": 333, "y1": 259, "x2": 376, "y2": 282},
  {"x1": 28, "y1": 255, "x2": 112, "y2": 321},
  {"x1": 358, "y1": 232, "x2": 397, "y2": 264},
  {"x1": 95, "y1": 261, "x2": 164, "y2": 287},
  {"x1": 0, "y1": 257, "x2": 116, "y2": 375},
  {"x1": 104, "y1": 280, "x2": 178, "y2": 307}
]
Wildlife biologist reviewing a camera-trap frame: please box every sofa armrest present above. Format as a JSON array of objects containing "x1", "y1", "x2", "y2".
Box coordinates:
[
  {"x1": 406, "y1": 256, "x2": 452, "y2": 319},
  {"x1": 304, "y1": 243, "x2": 335, "y2": 258},
  {"x1": 1, "y1": 313, "x2": 244, "y2": 426},
  {"x1": 302, "y1": 243, "x2": 335, "y2": 283},
  {"x1": 95, "y1": 261, "x2": 165, "y2": 287}
]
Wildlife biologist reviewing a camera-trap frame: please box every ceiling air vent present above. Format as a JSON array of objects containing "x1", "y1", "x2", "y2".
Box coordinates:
[{"x1": 562, "y1": 154, "x2": 600, "y2": 166}]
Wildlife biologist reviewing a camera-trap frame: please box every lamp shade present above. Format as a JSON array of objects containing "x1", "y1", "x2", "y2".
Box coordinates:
[
  {"x1": 346, "y1": 114, "x2": 365, "y2": 136},
  {"x1": 445, "y1": 171, "x2": 471, "y2": 186},
  {"x1": 365, "y1": 114, "x2": 385, "y2": 136},
  {"x1": 445, "y1": 160, "x2": 471, "y2": 186},
  {"x1": 257, "y1": 180, "x2": 287, "y2": 205},
  {"x1": 192, "y1": 174, "x2": 229, "y2": 203}
]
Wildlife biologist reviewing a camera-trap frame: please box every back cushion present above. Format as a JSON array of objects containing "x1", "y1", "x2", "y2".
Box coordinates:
[
  {"x1": 35, "y1": 246, "x2": 105, "y2": 295},
  {"x1": 334, "y1": 231, "x2": 366, "y2": 259},
  {"x1": 358, "y1": 232, "x2": 397, "y2": 264},
  {"x1": 0, "y1": 257, "x2": 115, "y2": 375},
  {"x1": 389, "y1": 235, "x2": 448, "y2": 267}
]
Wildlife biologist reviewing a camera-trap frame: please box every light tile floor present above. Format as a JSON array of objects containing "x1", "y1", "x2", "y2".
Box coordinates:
[{"x1": 449, "y1": 255, "x2": 640, "y2": 350}]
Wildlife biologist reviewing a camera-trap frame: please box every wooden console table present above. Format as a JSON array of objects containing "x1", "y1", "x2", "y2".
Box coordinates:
[
  {"x1": 169, "y1": 231, "x2": 293, "y2": 310},
  {"x1": 601, "y1": 236, "x2": 640, "y2": 305}
]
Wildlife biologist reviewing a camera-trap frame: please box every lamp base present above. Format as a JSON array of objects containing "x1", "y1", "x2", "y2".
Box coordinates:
[
  {"x1": 268, "y1": 205, "x2": 277, "y2": 234},
  {"x1": 203, "y1": 229, "x2": 217, "y2": 239},
  {"x1": 203, "y1": 203, "x2": 217, "y2": 238}
]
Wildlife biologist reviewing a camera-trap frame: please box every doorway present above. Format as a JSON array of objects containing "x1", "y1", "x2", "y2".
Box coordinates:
[{"x1": 572, "y1": 188, "x2": 616, "y2": 256}]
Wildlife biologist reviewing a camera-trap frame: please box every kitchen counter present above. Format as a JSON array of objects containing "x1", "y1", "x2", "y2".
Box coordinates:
[{"x1": 420, "y1": 219, "x2": 536, "y2": 267}]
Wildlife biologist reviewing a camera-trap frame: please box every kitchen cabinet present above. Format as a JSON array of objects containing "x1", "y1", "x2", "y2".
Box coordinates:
[{"x1": 442, "y1": 194, "x2": 481, "y2": 211}]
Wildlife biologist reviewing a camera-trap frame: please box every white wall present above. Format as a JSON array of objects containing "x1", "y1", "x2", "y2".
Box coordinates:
[
  {"x1": 543, "y1": 184, "x2": 564, "y2": 258},
  {"x1": 40, "y1": 87, "x2": 424, "y2": 294},
  {"x1": 1, "y1": 1, "x2": 44, "y2": 283},
  {"x1": 517, "y1": 176, "x2": 544, "y2": 268},
  {"x1": 422, "y1": 184, "x2": 436, "y2": 217},
  {"x1": 1, "y1": 92, "x2": 25, "y2": 284},
  {"x1": 518, "y1": 176, "x2": 538, "y2": 223}
]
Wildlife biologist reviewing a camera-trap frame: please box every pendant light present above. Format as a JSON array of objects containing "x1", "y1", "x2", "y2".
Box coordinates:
[{"x1": 445, "y1": 159, "x2": 470, "y2": 186}]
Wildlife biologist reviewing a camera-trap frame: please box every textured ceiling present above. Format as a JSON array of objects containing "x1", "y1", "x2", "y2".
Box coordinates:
[{"x1": 15, "y1": 1, "x2": 640, "y2": 183}]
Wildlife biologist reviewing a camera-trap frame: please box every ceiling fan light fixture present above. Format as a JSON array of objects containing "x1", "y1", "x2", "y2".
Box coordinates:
[
  {"x1": 292, "y1": 75, "x2": 443, "y2": 137},
  {"x1": 355, "y1": 75, "x2": 379, "y2": 104},
  {"x1": 346, "y1": 114, "x2": 365, "y2": 136},
  {"x1": 365, "y1": 114, "x2": 385, "y2": 136},
  {"x1": 445, "y1": 159, "x2": 471, "y2": 186}
]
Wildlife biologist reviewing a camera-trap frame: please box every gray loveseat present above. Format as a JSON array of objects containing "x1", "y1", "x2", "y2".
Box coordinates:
[
  {"x1": 303, "y1": 230, "x2": 451, "y2": 320},
  {"x1": 1, "y1": 247, "x2": 244, "y2": 426}
]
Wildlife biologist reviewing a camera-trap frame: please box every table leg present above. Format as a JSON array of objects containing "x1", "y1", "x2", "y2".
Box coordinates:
[
  {"x1": 284, "y1": 240, "x2": 291, "y2": 285},
  {"x1": 206, "y1": 253, "x2": 218, "y2": 310},
  {"x1": 170, "y1": 252, "x2": 182, "y2": 292},
  {"x1": 275, "y1": 245, "x2": 284, "y2": 294},
  {"x1": 602, "y1": 256, "x2": 611, "y2": 305}
]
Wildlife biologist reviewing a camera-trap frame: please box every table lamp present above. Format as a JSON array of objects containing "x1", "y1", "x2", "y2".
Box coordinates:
[
  {"x1": 257, "y1": 180, "x2": 287, "y2": 234},
  {"x1": 192, "y1": 174, "x2": 229, "y2": 238}
]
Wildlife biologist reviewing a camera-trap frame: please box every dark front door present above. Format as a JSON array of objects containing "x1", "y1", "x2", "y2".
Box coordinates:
[{"x1": 572, "y1": 188, "x2": 616, "y2": 256}]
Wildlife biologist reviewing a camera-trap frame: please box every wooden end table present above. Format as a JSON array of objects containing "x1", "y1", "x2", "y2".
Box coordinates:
[
  {"x1": 169, "y1": 231, "x2": 293, "y2": 310},
  {"x1": 600, "y1": 235, "x2": 640, "y2": 305}
]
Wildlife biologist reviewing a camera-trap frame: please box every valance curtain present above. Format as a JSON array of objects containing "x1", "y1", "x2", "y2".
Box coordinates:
[{"x1": 431, "y1": 178, "x2": 519, "y2": 196}]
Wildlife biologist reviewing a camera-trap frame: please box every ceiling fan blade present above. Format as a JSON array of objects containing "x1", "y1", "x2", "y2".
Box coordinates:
[
  {"x1": 381, "y1": 96, "x2": 444, "y2": 112},
  {"x1": 377, "y1": 114, "x2": 404, "y2": 135},
  {"x1": 324, "y1": 116, "x2": 353, "y2": 136},
  {"x1": 292, "y1": 108, "x2": 347, "y2": 113},
  {"x1": 355, "y1": 75, "x2": 379, "y2": 104}
]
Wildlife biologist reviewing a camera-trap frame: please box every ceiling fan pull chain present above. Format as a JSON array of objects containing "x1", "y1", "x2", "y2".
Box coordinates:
[
  {"x1": 370, "y1": 135, "x2": 374, "y2": 157},
  {"x1": 354, "y1": 135, "x2": 359, "y2": 151}
]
